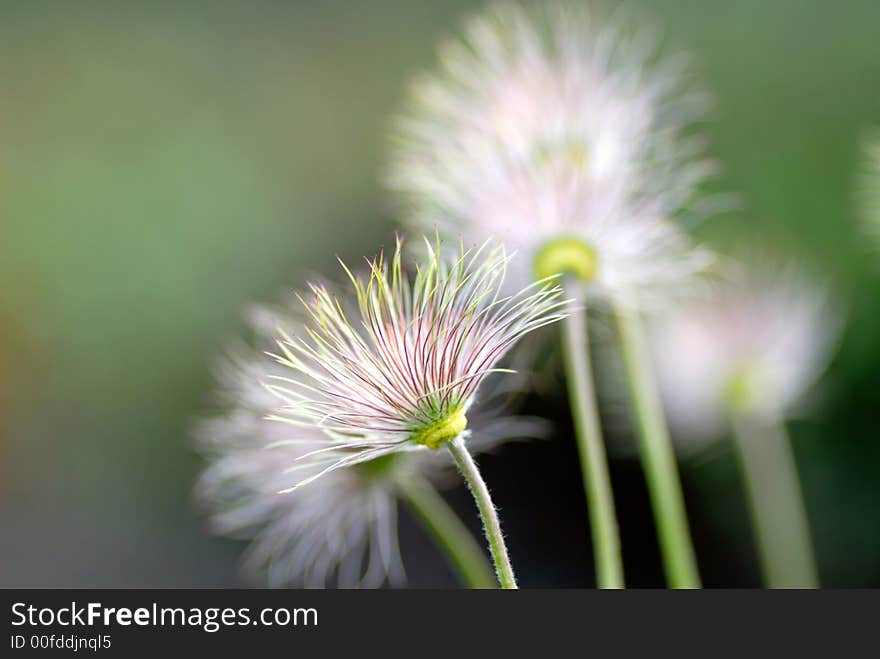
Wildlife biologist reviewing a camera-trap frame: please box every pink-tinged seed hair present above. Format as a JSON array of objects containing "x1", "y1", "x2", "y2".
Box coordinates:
[{"x1": 264, "y1": 236, "x2": 568, "y2": 489}]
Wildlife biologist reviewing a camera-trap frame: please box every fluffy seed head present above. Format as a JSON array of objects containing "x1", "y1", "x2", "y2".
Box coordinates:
[
  {"x1": 265, "y1": 236, "x2": 567, "y2": 488},
  {"x1": 195, "y1": 302, "x2": 551, "y2": 587},
  {"x1": 650, "y1": 264, "x2": 842, "y2": 442},
  {"x1": 194, "y1": 349, "x2": 407, "y2": 588},
  {"x1": 387, "y1": 2, "x2": 717, "y2": 305}
]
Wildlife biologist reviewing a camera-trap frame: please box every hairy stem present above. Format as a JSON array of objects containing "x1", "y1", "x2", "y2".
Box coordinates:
[
  {"x1": 560, "y1": 300, "x2": 625, "y2": 588},
  {"x1": 614, "y1": 301, "x2": 700, "y2": 588},
  {"x1": 447, "y1": 436, "x2": 517, "y2": 589},
  {"x1": 397, "y1": 474, "x2": 498, "y2": 589}
]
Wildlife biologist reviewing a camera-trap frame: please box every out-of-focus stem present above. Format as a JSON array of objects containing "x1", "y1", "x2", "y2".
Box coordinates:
[
  {"x1": 730, "y1": 414, "x2": 819, "y2": 588},
  {"x1": 560, "y1": 296, "x2": 625, "y2": 589},
  {"x1": 397, "y1": 474, "x2": 498, "y2": 589},
  {"x1": 613, "y1": 300, "x2": 700, "y2": 588}
]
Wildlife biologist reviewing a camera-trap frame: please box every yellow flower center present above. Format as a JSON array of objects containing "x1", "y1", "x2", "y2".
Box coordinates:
[
  {"x1": 411, "y1": 408, "x2": 468, "y2": 449},
  {"x1": 533, "y1": 237, "x2": 599, "y2": 283},
  {"x1": 724, "y1": 363, "x2": 760, "y2": 413},
  {"x1": 536, "y1": 139, "x2": 591, "y2": 174}
]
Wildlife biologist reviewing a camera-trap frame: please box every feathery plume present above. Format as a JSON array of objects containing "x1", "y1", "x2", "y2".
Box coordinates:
[
  {"x1": 650, "y1": 264, "x2": 842, "y2": 442},
  {"x1": 388, "y1": 2, "x2": 717, "y2": 306},
  {"x1": 264, "y1": 237, "x2": 566, "y2": 489}
]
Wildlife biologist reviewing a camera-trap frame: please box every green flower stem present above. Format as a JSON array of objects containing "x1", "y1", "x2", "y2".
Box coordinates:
[
  {"x1": 396, "y1": 474, "x2": 498, "y2": 589},
  {"x1": 447, "y1": 436, "x2": 518, "y2": 589},
  {"x1": 560, "y1": 299, "x2": 625, "y2": 588},
  {"x1": 613, "y1": 301, "x2": 700, "y2": 588},
  {"x1": 729, "y1": 413, "x2": 819, "y2": 588}
]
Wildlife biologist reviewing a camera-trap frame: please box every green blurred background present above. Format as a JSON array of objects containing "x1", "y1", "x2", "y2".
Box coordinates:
[{"x1": 1, "y1": 0, "x2": 877, "y2": 587}]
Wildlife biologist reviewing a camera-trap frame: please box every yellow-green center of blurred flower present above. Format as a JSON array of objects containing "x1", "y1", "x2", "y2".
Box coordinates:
[
  {"x1": 724, "y1": 363, "x2": 761, "y2": 414},
  {"x1": 564, "y1": 142, "x2": 590, "y2": 173},
  {"x1": 410, "y1": 408, "x2": 467, "y2": 449},
  {"x1": 534, "y1": 237, "x2": 599, "y2": 283},
  {"x1": 536, "y1": 139, "x2": 591, "y2": 174}
]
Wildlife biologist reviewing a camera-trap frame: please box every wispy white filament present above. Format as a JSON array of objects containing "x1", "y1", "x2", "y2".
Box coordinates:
[
  {"x1": 195, "y1": 349, "x2": 406, "y2": 588},
  {"x1": 265, "y1": 237, "x2": 567, "y2": 488}
]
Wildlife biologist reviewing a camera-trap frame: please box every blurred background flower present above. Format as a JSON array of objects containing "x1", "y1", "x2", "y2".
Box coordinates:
[
  {"x1": 650, "y1": 263, "x2": 842, "y2": 443},
  {"x1": 647, "y1": 262, "x2": 843, "y2": 587},
  {"x1": 195, "y1": 346, "x2": 410, "y2": 589},
  {"x1": 387, "y1": 2, "x2": 717, "y2": 308},
  {"x1": 1, "y1": 0, "x2": 878, "y2": 587}
]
